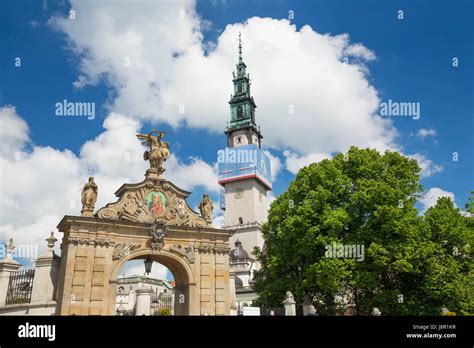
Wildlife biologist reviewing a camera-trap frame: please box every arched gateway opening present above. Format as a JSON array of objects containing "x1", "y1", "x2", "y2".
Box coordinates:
[
  {"x1": 54, "y1": 132, "x2": 234, "y2": 316},
  {"x1": 111, "y1": 250, "x2": 193, "y2": 315},
  {"x1": 115, "y1": 259, "x2": 176, "y2": 316}
]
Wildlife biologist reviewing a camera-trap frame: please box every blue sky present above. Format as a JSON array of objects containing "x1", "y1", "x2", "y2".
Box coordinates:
[{"x1": 0, "y1": 0, "x2": 472, "y2": 276}]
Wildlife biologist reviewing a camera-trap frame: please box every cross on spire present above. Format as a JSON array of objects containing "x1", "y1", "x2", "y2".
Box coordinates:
[{"x1": 238, "y1": 32, "x2": 243, "y2": 62}]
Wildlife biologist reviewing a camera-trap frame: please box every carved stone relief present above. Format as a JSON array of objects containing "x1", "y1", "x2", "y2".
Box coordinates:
[
  {"x1": 150, "y1": 221, "x2": 166, "y2": 251},
  {"x1": 113, "y1": 243, "x2": 141, "y2": 261},
  {"x1": 69, "y1": 237, "x2": 114, "y2": 247},
  {"x1": 169, "y1": 244, "x2": 195, "y2": 263},
  {"x1": 196, "y1": 245, "x2": 230, "y2": 255},
  {"x1": 96, "y1": 179, "x2": 209, "y2": 228}
]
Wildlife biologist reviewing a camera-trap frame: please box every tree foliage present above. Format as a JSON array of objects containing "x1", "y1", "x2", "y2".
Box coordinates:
[{"x1": 253, "y1": 147, "x2": 473, "y2": 315}]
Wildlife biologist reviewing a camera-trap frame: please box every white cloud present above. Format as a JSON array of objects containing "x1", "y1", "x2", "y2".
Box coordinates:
[
  {"x1": 283, "y1": 150, "x2": 332, "y2": 175},
  {"x1": 50, "y1": 2, "x2": 398, "y2": 157},
  {"x1": 0, "y1": 215, "x2": 62, "y2": 265},
  {"x1": 4, "y1": 2, "x2": 445, "y2": 258},
  {"x1": 282, "y1": 149, "x2": 443, "y2": 178},
  {"x1": 0, "y1": 106, "x2": 29, "y2": 159},
  {"x1": 50, "y1": 1, "x2": 444, "y2": 182},
  {"x1": 80, "y1": 113, "x2": 146, "y2": 178},
  {"x1": 212, "y1": 214, "x2": 225, "y2": 229},
  {"x1": 263, "y1": 150, "x2": 281, "y2": 181},
  {"x1": 266, "y1": 192, "x2": 277, "y2": 210},
  {"x1": 343, "y1": 43, "x2": 376, "y2": 61},
  {"x1": 0, "y1": 107, "x2": 217, "y2": 258},
  {"x1": 416, "y1": 128, "x2": 437, "y2": 139},
  {"x1": 166, "y1": 155, "x2": 219, "y2": 194},
  {"x1": 419, "y1": 187, "x2": 456, "y2": 211},
  {"x1": 407, "y1": 153, "x2": 443, "y2": 178}
]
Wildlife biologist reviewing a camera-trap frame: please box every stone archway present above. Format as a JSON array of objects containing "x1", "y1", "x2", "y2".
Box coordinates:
[
  {"x1": 109, "y1": 249, "x2": 195, "y2": 315},
  {"x1": 54, "y1": 133, "x2": 234, "y2": 316},
  {"x1": 55, "y1": 213, "x2": 233, "y2": 316},
  {"x1": 54, "y1": 170, "x2": 233, "y2": 315}
]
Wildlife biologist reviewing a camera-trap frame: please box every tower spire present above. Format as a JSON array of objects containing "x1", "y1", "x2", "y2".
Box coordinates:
[
  {"x1": 225, "y1": 32, "x2": 261, "y2": 148},
  {"x1": 238, "y1": 32, "x2": 243, "y2": 62}
]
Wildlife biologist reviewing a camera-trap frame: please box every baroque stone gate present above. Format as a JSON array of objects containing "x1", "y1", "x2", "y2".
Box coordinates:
[{"x1": 54, "y1": 132, "x2": 233, "y2": 315}]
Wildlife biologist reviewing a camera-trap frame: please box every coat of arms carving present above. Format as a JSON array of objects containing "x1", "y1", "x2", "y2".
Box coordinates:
[{"x1": 150, "y1": 221, "x2": 167, "y2": 251}]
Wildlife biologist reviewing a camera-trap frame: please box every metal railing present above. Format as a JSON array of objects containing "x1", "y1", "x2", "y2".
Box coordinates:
[
  {"x1": 6, "y1": 269, "x2": 35, "y2": 305},
  {"x1": 151, "y1": 293, "x2": 173, "y2": 316}
]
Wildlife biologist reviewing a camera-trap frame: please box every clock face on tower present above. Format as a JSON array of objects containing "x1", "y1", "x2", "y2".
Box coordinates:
[{"x1": 234, "y1": 190, "x2": 243, "y2": 199}]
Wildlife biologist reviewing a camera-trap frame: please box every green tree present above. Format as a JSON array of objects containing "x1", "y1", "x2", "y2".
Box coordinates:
[
  {"x1": 465, "y1": 190, "x2": 474, "y2": 214},
  {"x1": 464, "y1": 191, "x2": 474, "y2": 232},
  {"x1": 253, "y1": 147, "x2": 473, "y2": 315},
  {"x1": 421, "y1": 197, "x2": 474, "y2": 315}
]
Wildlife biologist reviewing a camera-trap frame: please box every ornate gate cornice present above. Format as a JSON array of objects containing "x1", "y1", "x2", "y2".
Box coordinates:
[{"x1": 95, "y1": 178, "x2": 210, "y2": 228}]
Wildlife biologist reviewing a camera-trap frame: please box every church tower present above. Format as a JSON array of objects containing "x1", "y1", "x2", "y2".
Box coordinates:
[
  {"x1": 225, "y1": 32, "x2": 262, "y2": 150},
  {"x1": 217, "y1": 34, "x2": 272, "y2": 305}
]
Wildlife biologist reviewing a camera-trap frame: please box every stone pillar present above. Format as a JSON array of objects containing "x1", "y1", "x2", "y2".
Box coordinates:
[
  {"x1": 31, "y1": 232, "x2": 60, "y2": 305},
  {"x1": 302, "y1": 303, "x2": 317, "y2": 316},
  {"x1": 302, "y1": 296, "x2": 317, "y2": 316},
  {"x1": 135, "y1": 287, "x2": 152, "y2": 316},
  {"x1": 198, "y1": 250, "x2": 212, "y2": 315},
  {"x1": 30, "y1": 250, "x2": 60, "y2": 304},
  {"x1": 0, "y1": 258, "x2": 21, "y2": 306},
  {"x1": 282, "y1": 291, "x2": 296, "y2": 316},
  {"x1": 372, "y1": 307, "x2": 381, "y2": 316},
  {"x1": 215, "y1": 250, "x2": 229, "y2": 315},
  {"x1": 228, "y1": 269, "x2": 238, "y2": 316},
  {"x1": 0, "y1": 239, "x2": 22, "y2": 306}
]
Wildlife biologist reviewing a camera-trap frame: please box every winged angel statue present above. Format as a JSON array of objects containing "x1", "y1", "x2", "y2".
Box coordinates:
[{"x1": 136, "y1": 130, "x2": 170, "y2": 172}]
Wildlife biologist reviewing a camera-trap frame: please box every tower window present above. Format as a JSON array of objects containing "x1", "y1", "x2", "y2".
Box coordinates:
[
  {"x1": 237, "y1": 106, "x2": 243, "y2": 119},
  {"x1": 237, "y1": 136, "x2": 242, "y2": 144},
  {"x1": 238, "y1": 83, "x2": 243, "y2": 93},
  {"x1": 239, "y1": 217, "x2": 244, "y2": 224}
]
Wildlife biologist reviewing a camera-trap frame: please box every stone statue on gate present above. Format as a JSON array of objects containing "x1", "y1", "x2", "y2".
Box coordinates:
[
  {"x1": 137, "y1": 130, "x2": 170, "y2": 175},
  {"x1": 81, "y1": 177, "x2": 98, "y2": 216},
  {"x1": 46, "y1": 231, "x2": 58, "y2": 250},
  {"x1": 199, "y1": 193, "x2": 214, "y2": 224},
  {"x1": 6, "y1": 238, "x2": 15, "y2": 259},
  {"x1": 282, "y1": 291, "x2": 296, "y2": 316}
]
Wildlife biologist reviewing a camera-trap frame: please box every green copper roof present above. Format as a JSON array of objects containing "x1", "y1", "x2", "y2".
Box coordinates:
[{"x1": 226, "y1": 33, "x2": 261, "y2": 138}]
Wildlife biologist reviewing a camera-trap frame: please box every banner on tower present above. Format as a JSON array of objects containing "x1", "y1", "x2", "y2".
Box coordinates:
[{"x1": 217, "y1": 144, "x2": 272, "y2": 190}]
